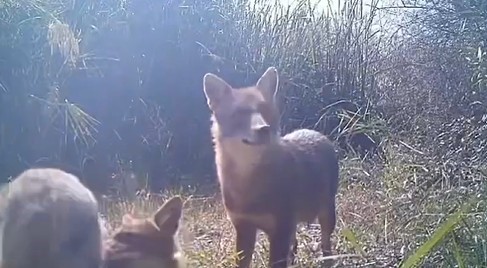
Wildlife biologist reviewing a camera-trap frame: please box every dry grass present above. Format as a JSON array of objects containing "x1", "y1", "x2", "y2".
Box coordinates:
[{"x1": 98, "y1": 145, "x2": 487, "y2": 268}]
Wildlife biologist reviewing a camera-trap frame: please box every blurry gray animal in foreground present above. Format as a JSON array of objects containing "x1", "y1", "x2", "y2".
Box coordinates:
[{"x1": 0, "y1": 168, "x2": 103, "y2": 268}]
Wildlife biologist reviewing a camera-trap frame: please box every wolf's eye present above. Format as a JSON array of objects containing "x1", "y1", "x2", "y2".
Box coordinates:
[
  {"x1": 235, "y1": 107, "x2": 253, "y2": 115},
  {"x1": 115, "y1": 231, "x2": 141, "y2": 243},
  {"x1": 231, "y1": 108, "x2": 252, "y2": 126}
]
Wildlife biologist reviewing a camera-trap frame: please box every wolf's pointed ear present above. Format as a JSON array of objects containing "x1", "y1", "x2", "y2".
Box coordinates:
[
  {"x1": 256, "y1": 67, "x2": 279, "y2": 101},
  {"x1": 153, "y1": 196, "x2": 183, "y2": 235},
  {"x1": 203, "y1": 73, "x2": 233, "y2": 111}
]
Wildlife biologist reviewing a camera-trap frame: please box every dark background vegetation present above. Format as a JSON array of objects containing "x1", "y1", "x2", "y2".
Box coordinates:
[{"x1": 0, "y1": 0, "x2": 486, "y2": 266}]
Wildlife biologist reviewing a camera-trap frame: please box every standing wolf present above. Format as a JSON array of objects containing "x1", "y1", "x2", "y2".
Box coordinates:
[
  {"x1": 0, "y1": 168, "x2": 103, "y2": 268},
  {"x1": 203, "y1": 67, "x2": 340, "y2": 268}
]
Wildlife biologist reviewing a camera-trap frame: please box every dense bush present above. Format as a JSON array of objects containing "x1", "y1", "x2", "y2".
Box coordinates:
[{"x1": 0, "y1": 0, "x2": 385, "y2": 185}]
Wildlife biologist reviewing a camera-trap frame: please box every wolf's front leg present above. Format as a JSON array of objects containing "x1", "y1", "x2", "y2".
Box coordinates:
[
  {"x1": 268, "y1": 222, "x2": 296, "y2": 268},
  {"x1": 233, "y1": 220, "x2": 257, "y2": 268}
]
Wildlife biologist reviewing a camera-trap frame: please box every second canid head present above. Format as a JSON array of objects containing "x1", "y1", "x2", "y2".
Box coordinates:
[
  {"x1": 203, "y1": 67, "x2": 281, "y2": 146},
  {"x1": 103, "y1": 196, "x2": 185, "y2": 268}
]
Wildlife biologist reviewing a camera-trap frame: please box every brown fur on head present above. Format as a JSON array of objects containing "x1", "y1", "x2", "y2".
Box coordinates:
[
  {"x1": 203, "y1": 67, "x2": 281, "y2": 146},
  {"x1": 103, "y1": 196, "x2": 185, "y2": 268}
]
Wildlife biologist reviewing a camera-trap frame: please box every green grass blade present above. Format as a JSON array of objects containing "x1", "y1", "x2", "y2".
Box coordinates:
[
  {"x1": 452, "y1": 234, "x2": 466, "y2": 268},
  {"x1": 399, "y1": 199, "x2": 475, "y2": 268},
  {"x1": 341, "y1": 227, "x2": 366, "y2": 257}
]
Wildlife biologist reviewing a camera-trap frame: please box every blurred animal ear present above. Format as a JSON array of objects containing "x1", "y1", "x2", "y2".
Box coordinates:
[
  {"x1": 256, "y1": 67, "x2": 279, "y2": 101},
  {"x1": 153, "y1": 196, "x2": 183, "y2": 235},
  {"x1": 203, "y1": 73, "x2": 233, "y2": 111}
]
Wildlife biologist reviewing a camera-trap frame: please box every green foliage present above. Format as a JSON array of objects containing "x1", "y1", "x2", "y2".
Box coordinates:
[{"x1": 399, "y1": 197, "x2": 476, "y2": 268}]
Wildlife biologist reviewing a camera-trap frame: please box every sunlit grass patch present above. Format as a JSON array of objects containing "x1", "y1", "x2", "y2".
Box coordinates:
[{"x1": 97, "y1": 151, "x2": 486, "y2": 267}]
